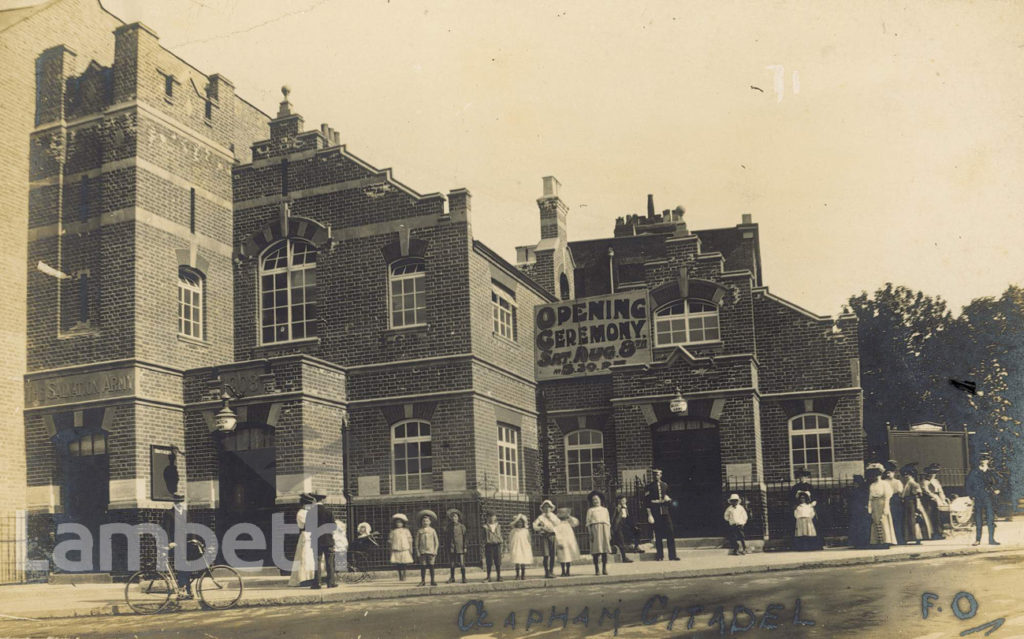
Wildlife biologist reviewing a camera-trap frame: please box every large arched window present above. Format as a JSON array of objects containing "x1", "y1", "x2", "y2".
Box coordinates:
[
  {"x1": 178, "y1": 267, "x2": 203, "y2": 340},
  {"x1": 789, "y1": 413, "x2": 834, "y2": 479},
  {"x1": 389, "y1": 258, "x2": 426, "y2": 328},
  {"x1": 392, "y1": 420, "x2": 432, "y2": 493},
  {"x1": 653, "y1": 299, "x2": 720, "y2": 346},
  {"x1": 260, "y1": 239, "x2": 317, "y2": 344},
  {"x1": 565, "y1": 429, "x2": 604, "y2": 493}
]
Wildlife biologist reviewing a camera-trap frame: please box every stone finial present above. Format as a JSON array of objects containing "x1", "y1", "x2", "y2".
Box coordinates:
[{"x1": 277, "y1": 85, "x2": 292, "y2": 118}]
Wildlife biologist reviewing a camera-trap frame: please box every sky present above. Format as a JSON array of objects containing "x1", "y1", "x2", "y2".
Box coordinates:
[{"x1": 40, "y1": 0, "x2": 1024, "y2": 315}]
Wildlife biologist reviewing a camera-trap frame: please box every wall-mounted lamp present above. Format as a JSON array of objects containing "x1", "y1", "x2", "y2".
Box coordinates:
[
  {"x1": 213, "y1": 389, "x2": 238, "y2": 434},
  {"x1": 669, "y1": 387, "x2": 688, "y2": 415}
]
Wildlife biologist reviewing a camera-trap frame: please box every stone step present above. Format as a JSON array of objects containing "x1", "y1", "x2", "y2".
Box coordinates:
[{"x1": 48, "y1": 572, "x2": 113, "y2": 585}]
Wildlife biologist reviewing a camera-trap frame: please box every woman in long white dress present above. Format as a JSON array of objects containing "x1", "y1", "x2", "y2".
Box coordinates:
[
  {"x1": 288, "y1": 493, "x2": 317, "y2": 586},
  {"x1": 585, "y1": 491, "x2": 612, "y2": 575},
  {"x1": 866, "y1": 466, "x2": 897, "y2": 546}
]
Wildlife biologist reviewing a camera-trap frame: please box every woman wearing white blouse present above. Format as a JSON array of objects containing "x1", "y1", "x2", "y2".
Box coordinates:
[
  {"x1": 288, "y1": 494, "x2": 316, "y2": 586},
  {"x1": 585, "y1": 491, "x2": 612, "y2": 575}
]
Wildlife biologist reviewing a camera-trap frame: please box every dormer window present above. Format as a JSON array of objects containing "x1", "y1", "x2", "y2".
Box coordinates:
[{"x1": 654, "y1": 299, "x2": 720, "y2": 347}]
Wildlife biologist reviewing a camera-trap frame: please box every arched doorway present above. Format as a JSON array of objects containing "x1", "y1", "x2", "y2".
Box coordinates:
[
  {"x1": 651, "y1": 418, "x2": 721, "y2": 537},
  {"x1": 55, "y1": 428, "x2": 109, "y2": 571},
  {"x1": 218, "y1": 424, "x2": 276, "y2": 564}
]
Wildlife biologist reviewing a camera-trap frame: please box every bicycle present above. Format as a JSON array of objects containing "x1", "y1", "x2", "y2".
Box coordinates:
[
  {"x1": 341, "y1": 531, "x2": 381, "y2": 584},
  {"x1": 124, "y1": 539, "x2": 244, "y2": 614}
]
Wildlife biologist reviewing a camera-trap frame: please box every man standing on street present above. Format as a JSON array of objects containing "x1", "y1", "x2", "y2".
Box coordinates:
[
  {"x1": 161, "y1": 493, "x2": 192, "y2": 598},
  {"x1": 645, "y1": 468, "x2": 679, "y2": 561},
  {"x1": 966, "y1": 453, "x2": 1000, "y2": 546},
  {"x1": 309, "y1": 492, "x2": 338, "y2": 588}
]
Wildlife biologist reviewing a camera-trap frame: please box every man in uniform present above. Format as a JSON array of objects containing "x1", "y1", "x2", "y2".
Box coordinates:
[
  {"x1": 966, "y1": 453, "x2": 1000, "y2": 546},
  {"x1": 161, "y1": 493, "x2": 192, "y2": 598},
  {"x1": 645, "y1": 468, "x2": 679, "y2": 561}
]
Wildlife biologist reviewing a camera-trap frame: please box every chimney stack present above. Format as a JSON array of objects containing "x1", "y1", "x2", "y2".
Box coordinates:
[{"x1": 647, "y1": 194, "x2": 655, "y2": 219}]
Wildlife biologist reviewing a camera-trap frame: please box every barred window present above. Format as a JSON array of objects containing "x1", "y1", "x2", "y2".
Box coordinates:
[
  {"x1": 789, "y1": 414, "x2": 834, "y2": 479},
  {"x1": 392, "y1": 420, "x2": 432, "y2": 493},
  {"x1": 491, "y1": 282, "x2": 517, "y2": 341},
  {"x1": 566, "y1": 429, "x2": 604, "y2": 493},
  {"x1": 654, "y1": 299, "x2": 720, "y2": 346},
  {"x1": 389, "y1": 259, "x2": 426, "y2": 328},
  {"x1": 498, "y1": 424, "x2": 519, "y2": 493},
  {"x1": 178, "y1": 268, "x2": 203, "y2": 339},
  {"x1": 260, "y1": 240, "x2": 317, "y2": 344}
]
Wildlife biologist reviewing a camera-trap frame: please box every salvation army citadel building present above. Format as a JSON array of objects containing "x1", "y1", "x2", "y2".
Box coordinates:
[{"x1": 17, "y1": 5, "x2": 864, "y2": 570}]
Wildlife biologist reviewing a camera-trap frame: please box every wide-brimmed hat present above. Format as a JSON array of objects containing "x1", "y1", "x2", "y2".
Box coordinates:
[
  {"x1": 311, "y1": 491, "x2": 327, "y2": 501},
  {"x1": 924, "y1": 463, "x2": 942, "y2": 474},
  {"x1": 391, "y1": 513, "x2": 408, "y2": 523},
  {"x1": 299, "y1": 492, "x2": 315, "y2": 504},
  {"x1": 415, "y1": 509, "x2": 438, "y2": 526},
  {"x1": 171, "y1": 493, "x2": 185, "y2": 503},
  {"x1": 446, "y1": 508, "x2": 464, "y2": 522},
  {"x1": 650, "y1": 467, "x2": 663, "y2": 474},
  {"x1": 539, "y1": 499, "x2": 556, "y2": 511},
  {"x1": 900, "y1": 462, "x2": 919, "y2": 476},
  {"x1": 510, "y1": 513, "x2": 528, "y2": 526},
  {"x1": 796, "y1": 490, "x2": 811, "y2": 502},
  {"x1": 586, "y1": 490, "x2": 607, "y2": 505},
  {"x1": 885, "y1": 460, "x2": 898, "y2": 471},
  {"x1": 356, "y1": 522, "x2": 372, "y2": 536},
  {"x1": 728, "y1": 493, "x2": 741, "y2": 502},
  {"x1": 866, "y1": 462, "x2": 885, "y2": 471}
]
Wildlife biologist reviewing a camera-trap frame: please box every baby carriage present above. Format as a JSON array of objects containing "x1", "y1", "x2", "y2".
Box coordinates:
[{"x1": 939, "y1": 495, "x2": 974, "y2": 539}]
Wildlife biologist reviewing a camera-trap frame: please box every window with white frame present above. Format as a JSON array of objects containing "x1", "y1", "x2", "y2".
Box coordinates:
[
  {"x1": 260, "y1": 239, "x2": 317, "y2": 344},
  {"x1": 653, "y1": 299, "x2": 720, "y2": 346},
  {"x1": 789, "y1": 413, "x2": 834, "y2": 479},
  {"x1": 389, "y1": 259, "x2": 426, "y2": 328},
  {"x1": 392, "y1": 420, "x2": 432, "y2": 493},
  {"x1": 497, "y1": 424, "x2": 519, "y2": 493},
  {"x1": 178, "y1": 268, "x2": 203, "y2": 339},
  {"x1": 491, "y1": 282, "x2": 517, "y2": 341},
  {"x1": 565, "y1": 429, "x2": 604, "y2": 493}
]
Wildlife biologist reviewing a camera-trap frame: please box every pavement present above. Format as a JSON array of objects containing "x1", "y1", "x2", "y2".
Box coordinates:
[{"x1": 1, "y1": 521, "x2": 1021, "y2": 620}]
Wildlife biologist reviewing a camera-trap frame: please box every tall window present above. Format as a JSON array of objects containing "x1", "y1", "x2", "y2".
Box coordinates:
[
  {"x1": 389, "y1": 259, "x2": 426, "y2": 328},
  {"x1": 789, "y1": 414, "x2": 834, "y2": 479},
  {"x1": 497, "y1": 424, "x2": 519, "y2": 493},
  {"x1": 392, "y1": 420, "x2": 432, "y2": 493},
  {"x1": 260, "y1": 239, "x2": 317, "y2": 344},
  {"x1": 566, "y1": 429, "x2": 604, "y2": 493},
  {"x1": 178, "y1": 268, "x2": 203, "y2": 339},
  {"x1": 654, "y1": 299, "x2": 720, "y2": 346},
  {"x1": 491, "y1": 282, "x2": 517, "y2": 341}
]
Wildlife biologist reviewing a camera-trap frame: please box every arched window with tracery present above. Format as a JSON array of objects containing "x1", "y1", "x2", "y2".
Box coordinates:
[
  {"x1": 653, "y1": 299, "x2": 720, "y2": 346},
  {"x1": 260, "y1": 239, "x2": 317, "y2": 344}
]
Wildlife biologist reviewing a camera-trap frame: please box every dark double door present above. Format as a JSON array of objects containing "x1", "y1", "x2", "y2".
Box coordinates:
[
  {"x1": 218, "y1": 430, "x2": 276, "y2": 565},
  {"x1": 651, "y1": 421, "x2": 722, "y2": 537}
]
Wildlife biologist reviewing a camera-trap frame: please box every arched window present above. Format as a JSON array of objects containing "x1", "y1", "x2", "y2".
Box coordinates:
[
  {"x1": 565, "y1": 429, "x2": 604, "y2": 493},
  {"x1": 392, "y1": 420, "x2": 432, "y2": 493},
  {"x1": 653, "y1": 299, "x2": 720, "y2": 346},
  {"x1": 559, "y1": 273, "x2": 570, "y2": 301},
  {"x1": 789, "y1": 414, "x2": 834, "y2": 479},
  {"x1": 260, "y1": 239, "x2": 317, "y2": 344},
  {"x1": 389, "y1": 258, "x2": 426, "y2": 328},
  {"x1": 178, "y1": 267, "x2": 203, "y2": 339}
]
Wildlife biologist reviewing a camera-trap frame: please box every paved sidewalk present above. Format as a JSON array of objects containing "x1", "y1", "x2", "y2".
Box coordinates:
[{"x1": 1, "y1": 522, "x2": 1020, "y2": 619}]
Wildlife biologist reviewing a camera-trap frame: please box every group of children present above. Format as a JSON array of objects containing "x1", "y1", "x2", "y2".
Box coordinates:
[
  {"x1": 384, "y1": 491, "x2": 620, "y2": 583},
  {"x1": 723, "y1": 484, "x2": 822, "y2": 555}
]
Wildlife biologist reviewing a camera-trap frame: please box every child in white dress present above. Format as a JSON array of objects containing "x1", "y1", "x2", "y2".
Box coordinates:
[
  {"x1": 554, "y1": 507, "x2": 580, "y2": 576},
  {"x1": 508, "y1": 514, "x2": 533, "y2": 580},
  {"x1": 389, "y1": 513, "x2": 413, "y2": 581}
]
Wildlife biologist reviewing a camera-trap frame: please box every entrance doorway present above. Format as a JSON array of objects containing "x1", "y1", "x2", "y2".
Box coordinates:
[
  {"x1": 651, "y1": 419, "x2": 722, "y2": 537},
  {"x1": 57, "y1": 429, "x2": 109, "y2": 571},
  {"x1": 218, "y1": 425, "x2": 276, "y2": 564}
]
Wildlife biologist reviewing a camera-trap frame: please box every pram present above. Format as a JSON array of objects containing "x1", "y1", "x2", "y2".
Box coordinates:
[{"x1": 938, "y1": 495, "x2": 974, "y2": 538}]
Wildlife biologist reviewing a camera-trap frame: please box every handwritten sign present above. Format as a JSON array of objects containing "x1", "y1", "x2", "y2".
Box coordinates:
[
  {"x1": 25, "y1": 367, "x2": 134, "y2": 409},
  {"x1": 534, "y1": 291, "x2": 651, "y2": 380}
]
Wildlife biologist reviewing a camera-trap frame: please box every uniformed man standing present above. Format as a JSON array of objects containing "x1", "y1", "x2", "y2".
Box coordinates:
[
  {"x1": 966, "y1": 453, "x2": 1000, "y2": 546},
  {"x1": 645, "y1": 468, "x2": 679, "y2": 561}
]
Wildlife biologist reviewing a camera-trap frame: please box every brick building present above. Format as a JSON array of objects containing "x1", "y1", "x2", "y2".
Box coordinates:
[
  {"x1": 11, "y1": 1, "x2": 862, "y2": 574},
  {"x1": 516, "y1": 191, "x2": 864, "y2": 537}
]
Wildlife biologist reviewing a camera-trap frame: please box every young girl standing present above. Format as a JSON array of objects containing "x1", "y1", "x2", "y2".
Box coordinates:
[
  {"x1": 389, "y1": 513, "x2": 413, "y2": 581},
  {"x1": 554, "y1": 507, "x2": 580, "y2": 576},
  {"x1": 585, "y1": 491, "x2": 611, "y2": 575},
  {"x1": 508, "y1": 514, "x2": 533, "y2": 580}
]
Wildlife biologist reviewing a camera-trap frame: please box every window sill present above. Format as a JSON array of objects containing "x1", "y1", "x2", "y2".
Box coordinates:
[
  {"x1": 654, "y1": 340, "x2": 723, "y2": 350},
  {"x1": 58, "y1": 323, "x2": 99, "y2": 340},
  {"x1": 384, "y1": 323, "x2": 429, "y2": 334},
  {"x1": 177, "y1": 334, "x2": 208, "y2": 347},
  {"x1": 492, "y1": 332, "x2": 518, "y2": 345},
  {"x1": 255, "y1": 337, "x2": 320, "y2": 350}
]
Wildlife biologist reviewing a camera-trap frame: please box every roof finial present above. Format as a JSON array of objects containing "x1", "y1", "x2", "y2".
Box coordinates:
[{"x1": 277, "y1": 85, "x2": 293, "y2": 118}]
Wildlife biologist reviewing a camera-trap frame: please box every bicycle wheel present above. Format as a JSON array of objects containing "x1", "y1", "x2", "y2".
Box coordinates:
[
  {"x1": 124, "y1": 570, "x2": 174, "y2": 615},
  {"x1": 341, "y1": 566, "x2": 365, "y2": 584},
  {"x1": 197, "y1": 565, "x2": 244, "y2": 610}
]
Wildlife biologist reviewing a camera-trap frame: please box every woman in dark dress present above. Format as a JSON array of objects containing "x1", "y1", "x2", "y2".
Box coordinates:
[{"x1": 845, "y1": 474, "x2": 871, "y2": 549}]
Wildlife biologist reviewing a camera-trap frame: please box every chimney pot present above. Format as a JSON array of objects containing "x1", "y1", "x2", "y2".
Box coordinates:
[
  {"x1": 741, "y1": 213, "x2": 753, "y2": 225},
  {"x1": 647, "y1": 194, "x2": 655, "y2": 219},
  {"x1": 542, "y1": 176, "x2": 561, "y2": 198}
]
